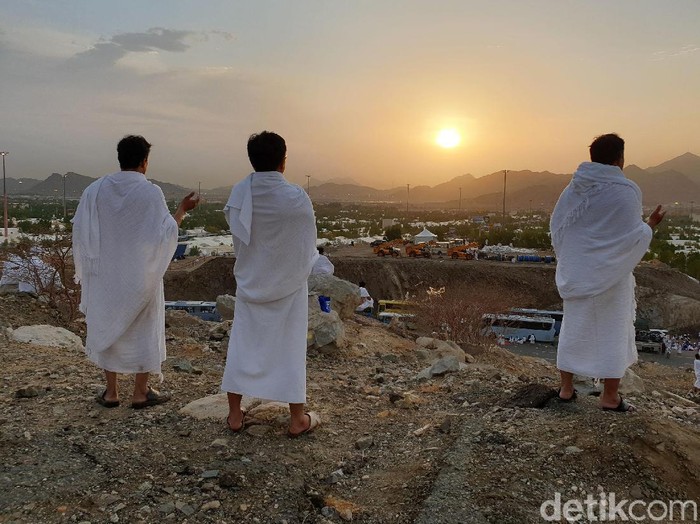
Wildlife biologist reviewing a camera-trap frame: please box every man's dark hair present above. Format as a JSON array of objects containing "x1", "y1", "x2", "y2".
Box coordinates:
[
  {"x1": 359, "y1": 281, "x2": 366, "y2": 288},
  {"x1": 589, "y1": 133, "x2": 624, "y2": 165},
  {"x1": 317, "y1": 247, "x2": 324, "y2": 255},
  {"x1": 247, "y1": 131, "x2": 286, "y2": 172},
  {"x1": 118, "y1": 135, "x2": 151, "y2": 170}
]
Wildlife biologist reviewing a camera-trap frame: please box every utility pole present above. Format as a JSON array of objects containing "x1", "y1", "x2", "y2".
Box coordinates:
[
  {"x1": 62, "y1": 173, "x2": 68, "y2": 218},
  {"x1": 1, "y1": 152, "x2": 8, "y2": 239},
  {"x1": 406, "y1": 184, "x2": 410, "y2": 213},
  {"x1": 502, "y1": 169, "x2": 508, "y2": 222},
  {"x1": 306, "y1": 175, "x2": 311, "y2": 196},
  {"x1": 459, "y1": 187, "x2": 462, "y2": 211},
  {"x1": 691, "y1": 200, "x2": 695, "y2": 222}
]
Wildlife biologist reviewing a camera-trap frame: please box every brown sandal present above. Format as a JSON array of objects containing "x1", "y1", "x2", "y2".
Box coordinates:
[{"x1": 287, "y1": 411, "x2": 321, "y2": 438}]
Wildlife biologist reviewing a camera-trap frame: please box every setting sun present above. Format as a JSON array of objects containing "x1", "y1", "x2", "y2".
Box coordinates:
[{"x1": 436, "y1": 128, "x2": 461, "y2": 148}]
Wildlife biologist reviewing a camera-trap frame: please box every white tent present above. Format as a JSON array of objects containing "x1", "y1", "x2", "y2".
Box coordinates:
[{"x1": 414, "y1": 227, "x2": 438, "y2": 244}]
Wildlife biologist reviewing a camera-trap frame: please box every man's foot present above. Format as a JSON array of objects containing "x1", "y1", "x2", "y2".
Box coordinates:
[
  {"x1": 226, "y1": 411, "x2": 246, "y2": 433},
  {"x1": 288, "y1": 412, "x2": 321, "y2": 438},
  {"x1": 601, "y1": 395, "x2": 636, "y2": 412},
  {"x1": 131, "y1": 386, "x2": 171, "y2": 409},
  {"x1": 557, "y1": 387, "x2": 577, "y2": 402},
  {"x1": 96, "y1": 389, "x2": 120, "y2": 408}
]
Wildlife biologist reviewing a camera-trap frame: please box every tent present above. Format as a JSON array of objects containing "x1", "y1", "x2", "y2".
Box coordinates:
[{"x1": 413, "y1": 227, "x2": 438, "y2": 244}]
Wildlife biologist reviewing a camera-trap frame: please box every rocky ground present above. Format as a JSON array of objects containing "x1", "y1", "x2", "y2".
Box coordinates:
[{"x1": 1, "y1": 293, "x2": 699, "y2": 524}]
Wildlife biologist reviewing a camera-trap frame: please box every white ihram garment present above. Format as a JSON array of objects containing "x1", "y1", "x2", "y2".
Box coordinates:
[
  {"x1": 695, "y1": 359, "x2": 700, "y2": 389},
  {"x1": 221, "y1": 172, "x2": 318, "y2": 403},
  {"x1": 550, "y1": 162, "x2": 652, "y2": 379},
  {"x1": 72, "y1": 171, "x2": 178, "y2": 374}
]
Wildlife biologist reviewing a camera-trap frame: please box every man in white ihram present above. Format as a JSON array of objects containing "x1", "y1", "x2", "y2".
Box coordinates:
[
  {"x1": 73, "y1": 135, "x2": 199, "y2": 409},
  {"x1": 551, "y1": 133, "x2": 665, "y2": 412},
  {"x1": 222, "y1": 131, "x2": 321, "y2": 437}
]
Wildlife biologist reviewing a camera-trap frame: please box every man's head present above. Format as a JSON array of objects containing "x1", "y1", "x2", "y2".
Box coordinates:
[
  {"x1": 589, "y1": 133, "x2": 624, "y2": 168},
  {"x1": 247, "y1": 131, "x2": 287, "y2": 173},
  {"x1": 118, "y1": 135, "x2": 151, "y2": 172},
  {"x1": 317, "y1": 246, "x2": 325, "y2": 255}
]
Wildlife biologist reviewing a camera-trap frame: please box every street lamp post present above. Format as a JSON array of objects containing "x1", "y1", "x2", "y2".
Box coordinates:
[
  {"x1": 406, "y1": 184, "x2": 410, "y2": 213},
  {"x1": 502, "y1": 169, "x2": 508, "y2": 222},
  {"x1": 1, "y1": 152, "x2": 8, "y2": 239},
  {"x1": 306, "y1": 175, "x2": 311, "y2": 196},
  {"x1": 62, "y1": 173, "x2": 68, "y2": 218},
  {"x1": 459, "y1": 187, "x2": 462, "y2": 211}
]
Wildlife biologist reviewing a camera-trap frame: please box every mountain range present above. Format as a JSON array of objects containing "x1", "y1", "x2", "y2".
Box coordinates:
[{"x1": 5, "y1": 152, "x2": 700, "y2": 211}]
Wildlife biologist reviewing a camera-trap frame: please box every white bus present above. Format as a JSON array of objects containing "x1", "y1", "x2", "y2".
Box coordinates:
[
  {"x1": 165, "y1": 301, "x2": 222, "y2": 322},
  {"x1": 510, "y1": 308, "x2": 564, "y2": 335},
  {"x1": 482, "y1": 313, "x2": 557, "y2": 343}
]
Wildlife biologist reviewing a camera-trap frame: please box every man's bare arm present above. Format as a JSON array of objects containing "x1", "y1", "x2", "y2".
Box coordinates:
[
  {"x1": 174, "y1": 192, "x2": 200, "y2": 226},
  {"x1": 646, "y1": 205, "x2": 666, "y2": 230}
]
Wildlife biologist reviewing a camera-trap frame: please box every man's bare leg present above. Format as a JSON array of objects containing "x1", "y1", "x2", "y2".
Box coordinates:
[
  {"x1": 104, "y1": 370, "x2": 119, "y2": 402},
  {"x1": 288, "y1": 403, "x2": 310, "y2": 434},
  {"x1": 600, "y1": 378, "x2": 623, "y2": 408},
  {"x1": 132, "y1": 372, "x2": 151, "y2": 404},
  {"x1": 559, "y1": 371, "x2": 575, "y2": 400},
  {"x1": 227, "y1": 392, "x2": 244, "y2": 431}
]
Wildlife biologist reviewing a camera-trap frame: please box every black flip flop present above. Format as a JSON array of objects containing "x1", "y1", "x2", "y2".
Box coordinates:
[
  {"x1": 131, "y1": 387, "x2": 171, "y2": 410},
  {"x1": 556, "y1": 388, "x2": 577, "y2": 403},
  {"x1": 602, "y1": 395, "x2": 636, "y2": 413},
  {"x1": 96, "y1": 389, "x2": 120, "y2": 408}
]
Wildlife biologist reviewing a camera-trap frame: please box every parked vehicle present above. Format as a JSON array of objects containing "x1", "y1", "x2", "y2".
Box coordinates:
[
  {"x1": 377, "y1": 299, "x2": 417, "y2": 326},
  {"x1": 165, "y1": 301, "x2": 222, "y2": 322},
  {"x1": 373, "y1": 240, "x2": 403, "y2": 257},
  {"x1": 448, "y1": 242, "x2": 479, "y2": 260},
  {"x1": 510, "y1": 308, "x2": 564, "y2": 336},
  {"x1": 482, "y1": 313, "x2": 557, "y2": 343},
  {"x1": 405, "y1": 243, "x2": 431, "y2": 258}
]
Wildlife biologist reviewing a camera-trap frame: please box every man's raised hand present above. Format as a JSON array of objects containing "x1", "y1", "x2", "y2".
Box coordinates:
[
  {"x1": 180, "y1": 192, "x2": 200, "y2": 212},
  {"x1": 647, "y1": 205, "x2": 666, "y2": 230}
]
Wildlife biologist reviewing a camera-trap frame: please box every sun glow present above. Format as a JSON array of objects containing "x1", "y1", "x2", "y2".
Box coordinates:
[{"x1": 436, "y1": 128, "x2": 461, "y2": 148}]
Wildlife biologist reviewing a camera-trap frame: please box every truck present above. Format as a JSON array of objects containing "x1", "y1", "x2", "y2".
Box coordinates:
[
  {"x1": 405, "y1": 242, "x2": 431, "y2": 258},
  {"x1": 373, "y1": 240, "x2": 403, "y2": 257}
]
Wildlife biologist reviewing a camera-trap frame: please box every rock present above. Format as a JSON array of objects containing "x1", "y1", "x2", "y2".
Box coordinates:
[
  {"x1": 417, "y1": 356, "x2": 461, "y2": 379},
  {"x1": 201, "y1": 500, "x2": 221, "y2": 511},
  {"x1": 175, "y1": 501, "x2": 196, "y2": 516},
  {"x1": 9, "y1": 325, "x2": 83, "y2": 351},
  {"x1": 415, "y1": 337, "x2": 466, "y2": 362},
  {"x1": 201, "y1": 470, "x2": 220, "y2": 479},
  {"x1": 308, "y1": 274, "x2": 363, "y2": 319},
  {"x1": 209, "y1": 321, "x2": 231, "y2": 340},
  {"x1": 327, "y1": 469, "x2": 345, "y2": 484},
  {"x1": 210, "y1": 439, "x2": 228, "y2": 449},
  {"x1": 15, "y1": 386, "x2": 41, "y2": 398},
  {"x1": 219, "y1": 472, "x2": 239, "y2": 489},
  {"x1": 308, "y1": 299, "x2": 345, "y2": 351},
  {"x1": 437, "y1": 417, "x2": 452, "y2": 434},
  {"x1": 216, "y1": 295, "x2": 236, "y2": 320},
  {"x1": 464, "y1": 353, "x2": 476, "y2": 364},
  {"x1": 381, "y1": 353, "x2": 399, "y2": 363},
  {"x1": 619, "y1": 368, "x2": 645, "y2": 395},
  {"x1": 179, "y1": 394, "x2": 258, "y2": 421},
  {"x1": 504, "y1": 384, "x2": 557, "y2": 409},
  {"x1": 172, "y1": 358, "x2": 195, "y2": 373},
  {"x1": 565, "y1": 446, "x2": 583, "y2": 454},
  {"x1": 355, "y1": 436, "x2": 374, "y2": 450},
  {"x1": 158, "y1": 502, "x2": 176, "y2": 514},
  {"x1": 165, "y1": 309, "x2": 208, "y2": 329},
  {"x1": 94, "y1": 494, "x2": 121, "y2": 508}
]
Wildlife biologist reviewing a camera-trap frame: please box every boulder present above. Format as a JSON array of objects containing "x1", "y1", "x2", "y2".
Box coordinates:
[
  {"x1": 619, "y1": 368, "x2": 645, "y2": 395},
  {"x1": 209, "y1": 320, "x2": 232, "y2": 341},
  {"x1": 179, "y1": 394, "x2": 259, "y2": 420},
  {"x1": 416, "y1": 356, "x2": 461, "y2": 379},
  {"x1": 415, "y1": 337, "x2": 466, "y2": 362},
  {"x1": 9, "y1": 325, "x2": 83, "y2": 351},
  {"x1": 216, "y1": 294, "x2": 236, "y2": 321},
  {"x1": 308, "y1": 296, "x2": 345, "y2": 352},
  {"x1": 165, "y1": 309, "x2": 209, "y2": 330},
  {"x1": 307, "y1": 274, "x2": 362, "y2": 320}
]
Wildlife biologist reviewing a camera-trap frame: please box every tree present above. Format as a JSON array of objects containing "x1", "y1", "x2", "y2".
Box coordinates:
[{"x1": 384, "y1": 224, "x2": 402, "y2": 241}]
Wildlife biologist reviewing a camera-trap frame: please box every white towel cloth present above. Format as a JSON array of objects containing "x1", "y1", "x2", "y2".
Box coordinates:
[
  {"x1": 551, "y1": 162, "x2": 652, "y2": 379},
  {"x1": 311, "y1": 255, "x2": 334, "y2": 275},
  {"x1": 72, "y1": 171, "x2": 178, "y2": 373},
  {"x1": 221, "y1": 171, "x2": 318, "y2": 403}
]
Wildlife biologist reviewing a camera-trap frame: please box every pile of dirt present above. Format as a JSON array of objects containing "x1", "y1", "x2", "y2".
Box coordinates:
[
  {"x1": 164, "y1": 255, "x2": 700, "y2": 331},
  {"x1": 1, "y1": 294, "x2": 698, "y2": 523}
]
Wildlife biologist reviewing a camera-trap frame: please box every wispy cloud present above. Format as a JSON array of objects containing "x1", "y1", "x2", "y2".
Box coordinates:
[
  {"x1": 67, "y1": 27, "x2": 232, "y2": 69},
  {"x1": 650, "y1": 44, "x2": 699, "y2": 61}
]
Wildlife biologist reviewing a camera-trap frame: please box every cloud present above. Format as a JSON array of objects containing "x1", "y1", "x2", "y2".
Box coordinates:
[
  {"x1": 67, "y1": 27, "x2": 229, "y2": 69},
  {"x1": 650, "y1": 44, "x2": 699, "y2": 61}
]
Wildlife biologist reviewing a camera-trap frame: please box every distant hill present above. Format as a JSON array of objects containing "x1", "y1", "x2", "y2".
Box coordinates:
[{"x1": 7, "y1": 152, "x2": 700, "y2": 210}]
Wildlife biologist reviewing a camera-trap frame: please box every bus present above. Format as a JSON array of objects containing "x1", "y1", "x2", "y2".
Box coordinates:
[
  {"x1": 377, "y1": 299, "x2": 417, "y2": 326},
  {"x1": 510, "y1": 308, "x2": 564, "y2": 335},
  {"x1": 165, "y1": 301, "x2": 222, "y2": 322},
  {"x1": 482, "y1": 313, "x2": 557, "y2": 343}
]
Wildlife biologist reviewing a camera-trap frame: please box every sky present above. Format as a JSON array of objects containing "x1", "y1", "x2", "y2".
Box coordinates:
[{"x1": 1, "y1": 0, "x2": 699, "y2": 190}]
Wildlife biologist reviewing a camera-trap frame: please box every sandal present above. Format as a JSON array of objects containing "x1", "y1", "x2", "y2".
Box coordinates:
[
  {"x1": 602, "y1": 395, "x2": 636, "y2": 413},
  {"x1": 226, "y1": 411, "x2": 247, "y2": 433},
  {"x1": 557, "y1": 388, "x2": 577, "y2": 403},
  {"x1": 131, "y1": 386, "x2": 171, "y2": 409},
  {"x1": 287, "y1": 411, "x2": 321, "y2": 438},
  {"x1": 96, "y1": 389, "x2": 120, "y2": 408}
]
